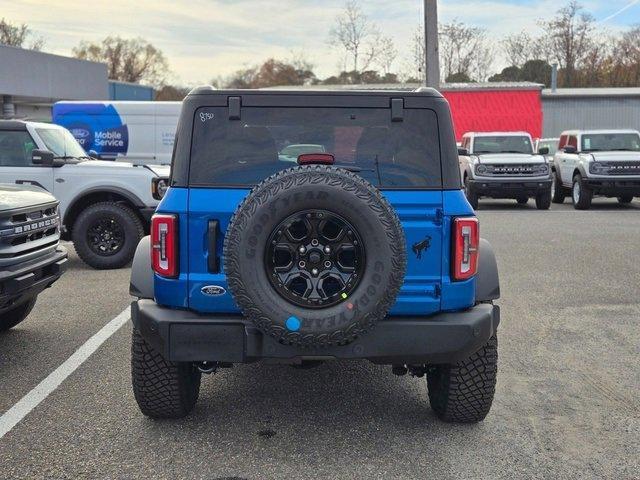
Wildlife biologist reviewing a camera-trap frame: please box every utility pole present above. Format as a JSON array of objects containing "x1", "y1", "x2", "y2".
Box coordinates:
[{"x1": 424, "y1": 0, "x2": 441, "y2": 89}]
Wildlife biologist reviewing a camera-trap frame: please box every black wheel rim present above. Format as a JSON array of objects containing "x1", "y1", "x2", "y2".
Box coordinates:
[
  {"x1": 265, "y1": 209, "x2": 365, "y2": 309},
  {"x1": 86, "y1": 216, "x2": 125, "y2": 256}
]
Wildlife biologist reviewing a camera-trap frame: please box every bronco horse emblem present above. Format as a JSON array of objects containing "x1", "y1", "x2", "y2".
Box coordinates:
[{"x1": 412, "y1": 236, "x2": 432, "y2": 259}]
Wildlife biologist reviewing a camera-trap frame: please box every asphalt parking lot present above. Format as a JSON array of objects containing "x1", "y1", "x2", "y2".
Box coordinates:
[{"x1": 1, "y1": 199, "x2": 639, "y2": 480}]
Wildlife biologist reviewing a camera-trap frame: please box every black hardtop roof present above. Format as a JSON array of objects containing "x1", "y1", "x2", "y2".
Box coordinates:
[
  {"x1": 187, "y1": 86, "x2": 443, "y2": 99},
  {"x1": 0, "y1": 120, "x2": 28, "y2": 131}
]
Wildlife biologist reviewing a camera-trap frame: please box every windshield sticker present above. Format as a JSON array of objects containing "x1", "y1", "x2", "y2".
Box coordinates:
[
  {"x1": 584, "y1": 138, "x2": 591, "y2": 150},
  {"x1": 199, "y1": 112, "x2": 215, "y2": 123}
]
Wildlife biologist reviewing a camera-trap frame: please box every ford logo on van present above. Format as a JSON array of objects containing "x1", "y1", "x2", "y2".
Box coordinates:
[
  {"x1": 71, "y1": 128, "x2": 91, "y2": 139},
  {"x1": 201, "y1": 285, "x2": 226, "y2": 296}
]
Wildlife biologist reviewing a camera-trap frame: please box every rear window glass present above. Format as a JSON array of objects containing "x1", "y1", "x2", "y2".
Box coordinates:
[{"x1": 189, "y1": 107, "x2": 441, "y2": 188}]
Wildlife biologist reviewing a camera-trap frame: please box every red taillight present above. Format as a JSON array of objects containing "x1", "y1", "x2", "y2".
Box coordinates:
[
  {"x1": 453, "y1": 217, "x2": 479, "y2": 281},
  {"x1": 151, "y1": 214, "x2": 178, "y2": 278}
]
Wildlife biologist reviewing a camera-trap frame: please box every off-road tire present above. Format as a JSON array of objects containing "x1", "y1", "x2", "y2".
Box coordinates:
[
  {"x1": 72, "y1": 201, "x2": 144, "y2": 269},
  {"x1": 516, "y1": 197, "x2": 528, "y2": 205},
  {"x1": 617, "y1": 196, "x2": 633, "y2": 204},
  {"x1": 224, "y1": 165, "x2": 406, "y2": 348},
  {"x1": 0, "y1": 296, "x2": 37, "y2": 332},
  {"x1": 464, "y1": 177, "x2": 479, "y2": 210},
  {"x1": 535, "y1": 191, "x2": 551, "y2": 210},
  {"x1": 131, "y1": 328, "x2": 201, "y2": 419},
  {"x1": 427, "y1": 334, "x2": 498, "y2": 423},
  {"x1": 572, "y1": 174, "x2": 593, "y2": 210},
  {"x1": 551, "y1": 171, "x2": 565, "y2": 204}
]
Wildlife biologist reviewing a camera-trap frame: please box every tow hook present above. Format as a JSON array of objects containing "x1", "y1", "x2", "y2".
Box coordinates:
[{"x1": 196, "y1": 362, "x2": 217, "y2": 374}]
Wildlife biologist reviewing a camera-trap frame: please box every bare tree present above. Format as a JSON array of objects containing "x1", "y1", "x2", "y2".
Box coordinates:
[
  {"x1": 374, "y1": 33, "x2": 398, "y2": 74},
  {"x1": 612, "y1": 25, "x2": 640, "y2": 86},
  {"x1": 329, "y1": 1, "x2": 378, "y2": 73},
  {"x1": 439, "y1": 20, "x2": 492, "y2": 82},
  {"x1": 0, "y1": 18, "x2": 44, "y2": 50},
  {"x1": 539, "y1": 1, "x2": 595, "y2": 86},
  {"x1": 410, "y1": 26, "x2": 426, "y2": 82},
  {"x1": 503, "y1": 33, "x2": 534, "y2": 67},
  {"x1": 73, "y1": 37, "x2": 170, "y2": 86}
]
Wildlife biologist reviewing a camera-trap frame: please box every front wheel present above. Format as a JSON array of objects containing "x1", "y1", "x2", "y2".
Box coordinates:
[
  {"x1": 572, "y1": 174, "x2": 593, "y2": 210},
  {"x1": 551, "y1": 171, "x2": 565, "y2": 204},
  {"x1": 617, "y1": 196, "x2": 633, "y2": 204},
  {"x1": 131, "y1": 329, "x2": 201, "y2": 419},
  {"x1": 0, "y1": 297, "x2": 37, "y2": 332},
  {"x1": 427, "y1": 334, "x2": 498, "y2": 423},
  {"x1": 535, "y1": 190, "x2": 551, "y2": 210},
  {"x1": 72, "y1": 201, "x2": 144, "y2": 269},
  {"x1": 464, "y1": 177, "x2": 479, "y2": 210}
]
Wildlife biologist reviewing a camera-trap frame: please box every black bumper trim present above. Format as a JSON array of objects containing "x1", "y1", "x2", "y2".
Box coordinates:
[
  {"x1": 132, "y1": 300, "x2": 500, "y2": 365},
  {"x1": 584, "y1": 178, "x2": 640, "y2": 196},
  {"x1": 0, "y1": 246, "x2": 68, "y2": 309},
  {"x1": 469, "y1": 179, "x2": 551, "y2": 198}
]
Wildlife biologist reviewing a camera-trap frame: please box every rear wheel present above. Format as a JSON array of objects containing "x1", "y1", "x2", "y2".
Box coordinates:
[
  {"x1": 572, "y1": 174, "x2": 593, "y2": 210},
  {"x1": 0, "y1": 297, "x2": 37, "y2": 332},
  {"x1": 551, "y1": 171, "x2": 565, "y2": 204},
  {"x1": 72, "y1": 201, "x2": 144, "y2": 269},
  {"x1": 617, "y1": 196, "x2": 633, "y2": 204},
  {"x1": 427, "y1": 334, "x2": 498, "y2": 423},
  {"x1": 464, "y1": 177, "x2": 479, "y2": 210},
  {"x1": 131, "y1": 329, "x2": 201, "y2": 419}
]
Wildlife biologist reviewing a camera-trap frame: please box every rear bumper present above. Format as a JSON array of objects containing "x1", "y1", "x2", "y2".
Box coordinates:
[
  {"x1": 0, "y1": 246, "x2": 68, "y2": 313},
  {"x1": 131, "y1": 299, "x2": 500, "y2": 365},
  {"x1": 584, "y1": 178, "x2": 640, "y2": 196},
  {"x1": 469, "y1": 178, "x2": 551, "y2": 198}
]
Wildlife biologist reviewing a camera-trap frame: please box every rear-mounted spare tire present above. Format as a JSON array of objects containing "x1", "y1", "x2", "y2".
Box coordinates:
[{"x1": 224, "y1": 165, "x2": 407, "y2": 348}]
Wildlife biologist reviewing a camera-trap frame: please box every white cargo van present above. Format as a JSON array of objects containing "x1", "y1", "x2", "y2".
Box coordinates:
[{"x1": 52, "y1": 101, "x2": 180, "y2": 165}]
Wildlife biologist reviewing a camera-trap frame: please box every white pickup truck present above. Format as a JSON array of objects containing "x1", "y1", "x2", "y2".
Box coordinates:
[
  {"x1": 551, "y1": 130, "x2": 640, "y2": 209},
  {"x1": 458, "y1": 132, "x2": 552, "y2": 210},
  {"x1": 0, "y1": 120, "x2": 169, "y2": 269}
]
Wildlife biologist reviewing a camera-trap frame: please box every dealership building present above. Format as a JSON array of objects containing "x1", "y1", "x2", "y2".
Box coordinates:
[{"x1": 0, "y1": 45, "x2": 154, "y2": 121}]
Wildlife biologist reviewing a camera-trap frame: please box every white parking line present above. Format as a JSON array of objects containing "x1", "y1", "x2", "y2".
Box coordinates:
[{"x1": 0, "y1": 307, "x2": 130, "y2": 439}]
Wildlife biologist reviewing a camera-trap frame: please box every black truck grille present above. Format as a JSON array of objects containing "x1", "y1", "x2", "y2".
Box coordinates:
[{"x1": 0, "y1": 202, "x2": 60, "y2": 259}]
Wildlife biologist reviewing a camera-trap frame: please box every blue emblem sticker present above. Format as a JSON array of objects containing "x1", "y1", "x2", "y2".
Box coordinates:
[{"x1": 285, "y1": 316, "x2": 301, "y2": 331}]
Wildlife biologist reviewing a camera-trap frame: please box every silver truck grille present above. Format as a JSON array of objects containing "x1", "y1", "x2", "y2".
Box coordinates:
[
  {"x1": 479, "y1": 164, "x2": 547, "y2": 176},
  {"x1": 0, "y1": 202, "x2": 60, "y2": 258}
]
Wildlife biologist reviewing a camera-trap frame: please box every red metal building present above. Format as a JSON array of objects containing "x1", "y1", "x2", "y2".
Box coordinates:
[{"x1": 440, "y1": 83, "x2": 543, "y2": 142}]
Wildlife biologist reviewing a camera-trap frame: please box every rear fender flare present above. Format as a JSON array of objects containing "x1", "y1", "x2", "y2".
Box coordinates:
[
  {"x1": 130, "y1": 236, "x2": 154, "y2": 299},
  {"x1": 476, "y1": 238, "x2": 500, "y2": 302}
]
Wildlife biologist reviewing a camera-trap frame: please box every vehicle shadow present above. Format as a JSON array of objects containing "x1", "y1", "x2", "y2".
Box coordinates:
[{"x1": 137, "y1": 360, "x2": 483, "y2": 461}]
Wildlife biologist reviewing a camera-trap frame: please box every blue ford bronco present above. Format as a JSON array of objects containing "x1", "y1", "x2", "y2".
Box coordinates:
[{"x1": 129, "y1": 87, "x2": 501, "y2": 423}]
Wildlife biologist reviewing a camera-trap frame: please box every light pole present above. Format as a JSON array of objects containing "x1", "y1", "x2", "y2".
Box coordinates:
[{"x1": 424, "y1": 0, "x2": 441, "y2": 89}]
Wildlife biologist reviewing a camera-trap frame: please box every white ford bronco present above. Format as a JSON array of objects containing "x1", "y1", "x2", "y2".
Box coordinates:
[
  {"x1": 458, "y1": 131, "x2": 552, "y2": 210},
  {"x1": 0, "y1": 120, "x2": 169, "y2": 269},
  {"x1": 552, "y1": 130, "x2": 640, "y2": 209}
]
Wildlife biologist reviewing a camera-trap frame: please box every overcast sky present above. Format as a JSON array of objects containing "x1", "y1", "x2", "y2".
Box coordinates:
[{"x1": 1, "y1": 0, "x2": 639, "y2": 85}]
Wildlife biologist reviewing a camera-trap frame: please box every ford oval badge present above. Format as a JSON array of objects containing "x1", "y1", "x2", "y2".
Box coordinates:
[{"x1": 201, "y1": 285, "x2": 226, "y2": 296}]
